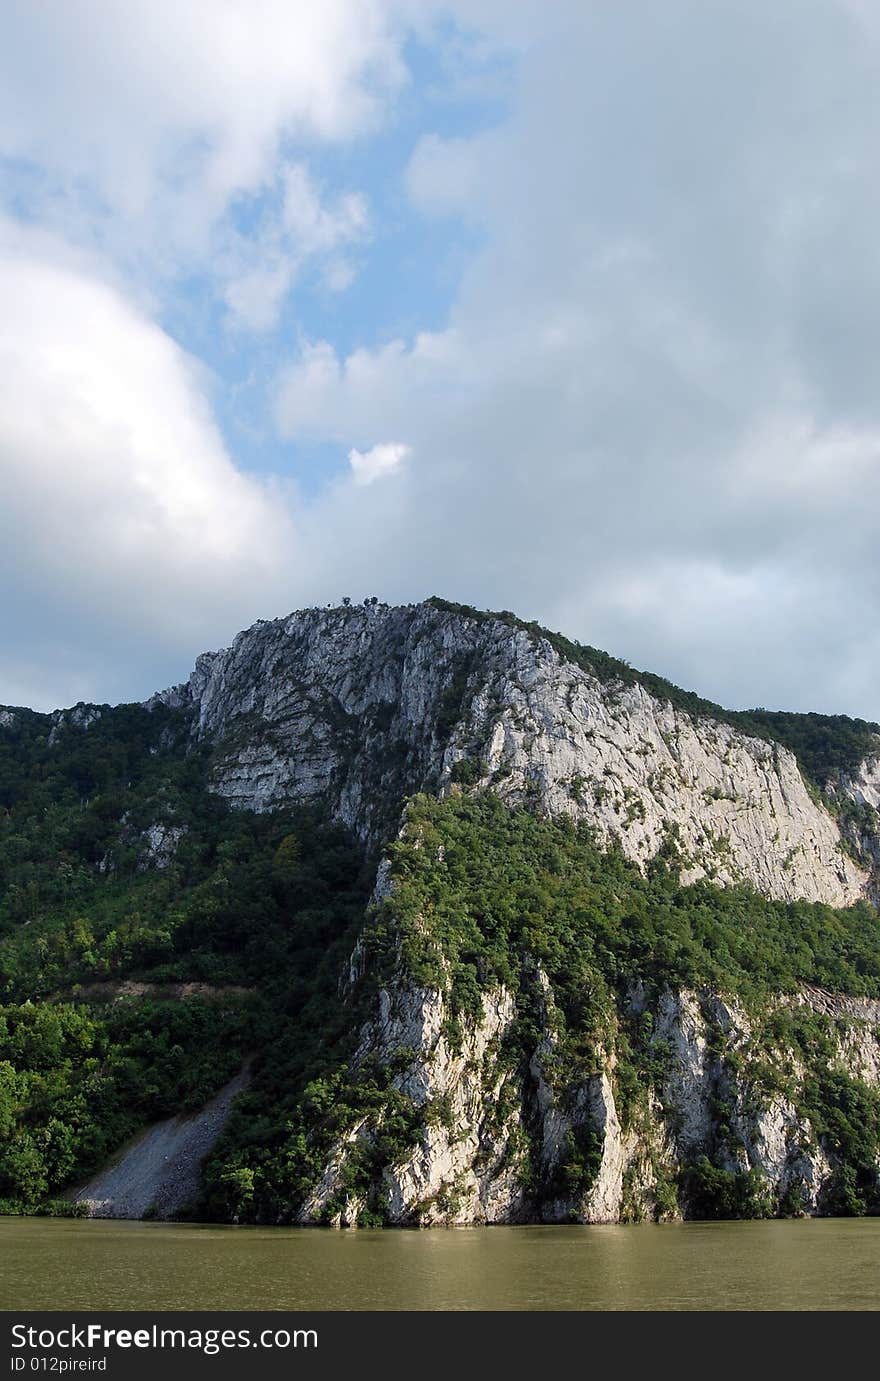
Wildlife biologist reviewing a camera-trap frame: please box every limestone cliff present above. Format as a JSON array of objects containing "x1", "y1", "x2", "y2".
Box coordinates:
[
  {"x1": 300, "y1": 971, "x2": 879, "y2": 1226},
  {"x1": 151, "y1": 601, "x2": 872, "y2": 906}
]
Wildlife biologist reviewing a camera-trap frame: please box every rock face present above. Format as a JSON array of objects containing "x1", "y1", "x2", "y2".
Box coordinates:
[
  {"x1": 300, "y1": 974, "x2": 879, "y2": 1226},
  {"x1": 838, "y1": 755, "x2": 880, "y2": 812},
  {"x1": 151, "y1": 602, "x2": 867, "y2": 906},
  {"x1": 47, "y1": 703, "x2": 103, "y2": 746},
  {"x1": 138, "y1": 822, "x2": 185, "y2": 871},
  {"x1": 300, "y1": 985, "x2": 528, "y2": 1227}
]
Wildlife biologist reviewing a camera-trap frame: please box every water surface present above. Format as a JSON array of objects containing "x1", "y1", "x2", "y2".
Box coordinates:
[{"x1": 2, "y1": 1217, "x2": 878, "y2": 1311}]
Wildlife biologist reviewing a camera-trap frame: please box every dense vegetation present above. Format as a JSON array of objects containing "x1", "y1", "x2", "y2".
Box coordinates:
[
  {"x1": 195, "y1": 793, "x2": 880, "y2": 1224},
  {"x1": 427, "y1": 597, "x2": 880, "y2": 786},
  {"x1": 0, "y1": 701, "x2": 371, "y2": 1215},
  {"x1": 380, "y1": 793, "x2": 880, "y2": 1010},
  {"x1": 357, "y1": 793, "x2": 880, "y2": 1219}
]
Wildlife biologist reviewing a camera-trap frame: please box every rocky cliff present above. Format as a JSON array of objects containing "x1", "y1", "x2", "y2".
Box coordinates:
[
  {"x1": 298, "y1": 970, "x2": 880, "y2": 1226},
  {"x1": 151, "y1": 600, "x2": 873, "y2": 906}
]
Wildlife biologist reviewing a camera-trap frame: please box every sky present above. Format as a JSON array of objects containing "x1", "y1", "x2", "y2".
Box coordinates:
[{"x1": 2, "y1": 0, "x2": 880, "y2": 718}]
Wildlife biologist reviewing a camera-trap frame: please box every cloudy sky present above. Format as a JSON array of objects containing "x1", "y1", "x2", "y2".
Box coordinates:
[{"x1": 2, "y1": 0, "x2": 879, "y2": 717}]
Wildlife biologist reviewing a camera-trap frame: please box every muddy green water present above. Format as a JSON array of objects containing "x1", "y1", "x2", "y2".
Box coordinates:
[{"x1": 2, "y1": 1217, "x2": 879, "y2": 1311}]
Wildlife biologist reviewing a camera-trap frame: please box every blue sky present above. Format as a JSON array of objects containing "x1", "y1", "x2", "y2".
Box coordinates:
[
  {"x1": 165, "y1": 22, "x2": 509, "y2": 493},
  {"x1": 2, "y1": 1, "x2": 880, "y2": 718}
]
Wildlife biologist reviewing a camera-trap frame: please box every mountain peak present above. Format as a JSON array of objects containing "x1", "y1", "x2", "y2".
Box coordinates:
[{"x1": 138, "y1": 596, "x2": 874, "y2": 906}]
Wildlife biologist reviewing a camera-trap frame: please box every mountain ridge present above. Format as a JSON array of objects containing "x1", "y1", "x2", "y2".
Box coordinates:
[{"x1": 136, "y1": 597, "x2": 880, "y2": 904}]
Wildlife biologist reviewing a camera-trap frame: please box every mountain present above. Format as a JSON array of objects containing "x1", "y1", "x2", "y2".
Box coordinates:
[
  {"x1": 1, "y1": 597, "x2": 879, "y2": 1225},
  {"x1": 148, "y1": 598, "x2": 879, "y2": 902}
]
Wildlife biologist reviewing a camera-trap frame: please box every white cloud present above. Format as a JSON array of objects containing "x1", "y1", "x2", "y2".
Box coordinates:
[
  {"x1": 220, "y1": 162, "x2": 371, "y2": 332},
  {"x1": 223, "y1": 262, "x2": 297, "y2": 335},
  {"x1": 276, "y1": 330, "x2": 463, "y2": 441},
  {"x1": 406, "y1": 132, "x2": 493, "y2": 221},
  {"x1": 348, "y1": 442, "x2": 411, "y2": 485},
  {"x1": 0, "y1": 220, "x2": 300, "y2": 707},
  {"x1": 0, "y1": 1, "x2": 404, "y2": 216},
  {"x1": 282, "y1": 164, "x2": 369, "y2": 252},
  {"x1": 323, "y1": 258, "x2": 358, "y2": 293},
  {"x1": 272, "y1": 0, "x2": 880, "y2": 717},
  {"x1": 0, "y1": 0, "x2": 400, "y2": 320},
  {"x1": 4, "y1": 0, "x2": 880, "y2": 722}
]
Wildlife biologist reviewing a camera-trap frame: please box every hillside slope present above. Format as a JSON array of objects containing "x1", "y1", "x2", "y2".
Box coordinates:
[{"x1": 1, "y1": 598, "x2": 879, "y2": 1224}]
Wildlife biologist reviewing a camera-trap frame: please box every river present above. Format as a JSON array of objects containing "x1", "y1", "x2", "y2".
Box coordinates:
[{"x1": 1, "y1": 1217, "x2": 878, "y2": 1311}]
